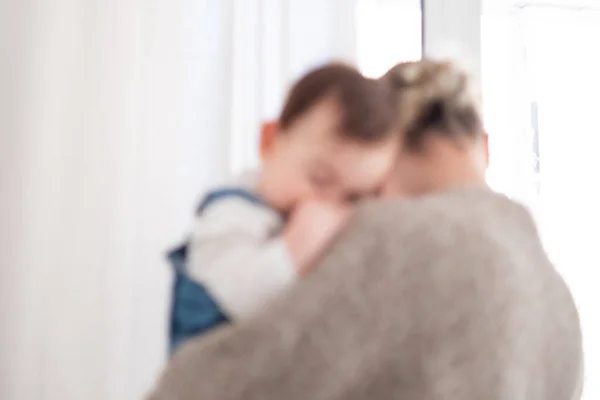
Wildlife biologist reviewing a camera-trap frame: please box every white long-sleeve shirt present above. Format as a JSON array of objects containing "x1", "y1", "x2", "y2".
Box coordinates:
[{"x1": 187, "y1": 171, "x2": 297, "y2": 320}]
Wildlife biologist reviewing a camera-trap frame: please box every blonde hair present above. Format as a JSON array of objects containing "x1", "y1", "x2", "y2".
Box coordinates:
[{"x1": 381, "y1": 59, "x2": 484, "y2": 150}]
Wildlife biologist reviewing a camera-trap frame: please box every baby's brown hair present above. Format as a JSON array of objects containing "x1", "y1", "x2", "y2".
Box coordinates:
[
  {"x1": 279, "y1": 63, "x2": 397, "y2": 143},
  {"x1": 381, "y1": 59, "x2": 484, "y2": 151}
]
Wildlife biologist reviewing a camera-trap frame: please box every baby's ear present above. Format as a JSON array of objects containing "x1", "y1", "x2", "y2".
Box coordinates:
[
  {"x1": 482, "y1": 131, "x2": 490, "y2": 169},
  {"x1": 260, "y1": 120, "x2": 278, "y2": 159}
]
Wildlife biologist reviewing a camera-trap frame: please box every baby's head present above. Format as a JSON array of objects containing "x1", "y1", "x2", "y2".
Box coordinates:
[{"x1": 259, "y1": 63, "x2": 398, "y2": 212}]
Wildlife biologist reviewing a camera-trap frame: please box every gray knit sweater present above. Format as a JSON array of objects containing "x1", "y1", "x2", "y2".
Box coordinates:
[{"x1": 149, "y1": 186, "x2": 583, "y2": 400}]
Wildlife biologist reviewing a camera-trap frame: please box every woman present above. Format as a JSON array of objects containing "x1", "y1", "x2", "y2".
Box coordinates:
[{"x1": 148, "y1": 59, "x2": 583, "y2": 400}]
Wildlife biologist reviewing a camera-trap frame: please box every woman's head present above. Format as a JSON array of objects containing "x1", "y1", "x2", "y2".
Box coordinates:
[{"x1": 380, "y1": 59, "x2": 488, "y2": 196}]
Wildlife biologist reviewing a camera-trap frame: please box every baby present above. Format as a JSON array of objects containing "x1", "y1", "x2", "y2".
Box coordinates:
[{"x1": 168, "y1": 63, "x2": 398, "y2": 354}]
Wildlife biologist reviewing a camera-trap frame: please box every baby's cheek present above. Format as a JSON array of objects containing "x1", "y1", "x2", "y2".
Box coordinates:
[
  {"x1": 268, "y1": 176, "x2": 305, "y2": 212},
  {"x1": 287, "y1": 180, "x2": 314, "y2": 205}
]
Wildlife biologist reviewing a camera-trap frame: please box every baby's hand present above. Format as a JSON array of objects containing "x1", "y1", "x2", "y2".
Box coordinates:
[{"x1": 284, "y1": 201, "x2": 353, "y2": 276}]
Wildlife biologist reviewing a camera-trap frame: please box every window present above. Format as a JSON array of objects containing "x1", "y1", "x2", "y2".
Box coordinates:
[
  {"x1": 358, "y1": 0, "x2": 599, "y2": 396},
  {"x1": 483, "y1": 3, "x2": 600, "y2": 398},
  {"x1": 355, "y1": 0, "x2": 422, "y2": 78},
  {"x1": 483, "y1": 5, "x2": 600, "y2": 398}
]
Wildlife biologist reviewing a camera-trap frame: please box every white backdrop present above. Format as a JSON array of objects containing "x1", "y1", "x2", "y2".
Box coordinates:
[{"x1": 0, "y1": 0, "x2": 357, "y2": 399}]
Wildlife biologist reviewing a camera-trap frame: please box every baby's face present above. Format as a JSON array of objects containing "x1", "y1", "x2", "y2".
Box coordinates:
[{"x1": 259, "y1": 97, "x2": 397, "y2": 212}]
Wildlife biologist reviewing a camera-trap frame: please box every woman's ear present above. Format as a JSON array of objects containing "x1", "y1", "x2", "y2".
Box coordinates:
[{"x1": 260, "y1": 120, "x2": 278, "y2": 160}]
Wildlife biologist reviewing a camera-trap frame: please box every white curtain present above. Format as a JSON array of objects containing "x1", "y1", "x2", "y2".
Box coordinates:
[{"x1": 0, "y1": 1, "x2": 357, "y2": 399}]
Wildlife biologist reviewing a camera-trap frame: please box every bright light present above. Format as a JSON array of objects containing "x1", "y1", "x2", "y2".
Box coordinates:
[
  {"x1": 355, "y1": 0, "x2": 421, "y2": 78},
  {"x1": 357, "y1": 4, "x2": 600, "y2": 398}
]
